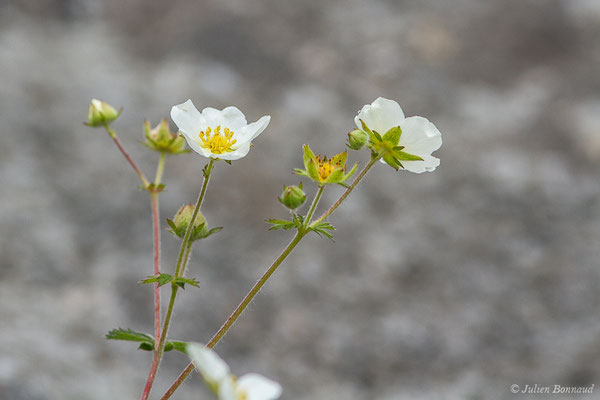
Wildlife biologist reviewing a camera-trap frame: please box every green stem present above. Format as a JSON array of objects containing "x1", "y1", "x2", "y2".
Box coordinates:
[
  {"x1": 140, "y1": 159, "x2": 215, "y2": 400},
  {"x1": 160, "y1": 156, "x2": 380, "y2": 400},
  {"x1": 104, "y1": 124, "x2": 150, "y2": 188},
  {"x1": 303, "y1": 185, "x2": 325, "y2": 230},
  {"x1": 150, "y1": 152, "x2": 167, "y2": 349},
  {"x1": 155, "y1": 152, "x2": 166, "y2": 185}
]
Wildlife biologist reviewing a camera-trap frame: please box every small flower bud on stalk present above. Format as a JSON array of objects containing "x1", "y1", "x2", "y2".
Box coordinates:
[
  {"x1": 86, "y1": 99, "x2": 120, "y2": 127},
  {"x1": 143, "y1": 119, "x2": 188, "y2": 154},
  {"x1": 278, "y1": 183, "x2": 307, "y2": 210},
  {"x1": 167, "y1": 204, "x2": 222, "y2": 242},
  {"x1": 347, "y1": 129, "x2": 368, "y2": 150}
]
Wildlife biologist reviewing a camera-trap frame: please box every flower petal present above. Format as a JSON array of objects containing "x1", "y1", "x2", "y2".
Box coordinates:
[
  {"x1": 201, "y1": 106, "x2": 248, "y2": 131},
  {"x1": 235, "y1": 115, "x2": 271, "y2": 143},
  {"x1": 399, "y1": 116, "x2": 442, "y2": 157},
  {"x1": 237, "y1": 373, "x2": 282, "y2": 400},
  {"x1": 171, "y1": 100, "x2": 206, "y2": 136},
  {"x1": 354, "y1": 97, "x2": 405, "y2": 135},
  {"x1": 186, "y1": 343, "x2": 230, "y2": 385},
  {"x1": 402, "y1": 154, "x2": 440, "y2": 173}
]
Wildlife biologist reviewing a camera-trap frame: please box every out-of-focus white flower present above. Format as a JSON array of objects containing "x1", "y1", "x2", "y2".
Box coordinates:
[
  {"x1": 171, "y1": 100, "x2": 270, "y2": 161},
  {"x1": 355, "y1": 97, "x2": 442, "y2": 173},
  {"x1": 187, "y1": 343, "x2": 282, "y2": 400}
]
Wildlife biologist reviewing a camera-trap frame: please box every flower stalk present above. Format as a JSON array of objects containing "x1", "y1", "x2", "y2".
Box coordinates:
[
  {"x1": 160, "y1": 167, "x2": 380, "y2": 399},
  {"x1": 141, "y1": 158, "x2": 215, "y2": 400},
  {"x1": 103, "y1": 123, "x2": 150, "y2": 188}
]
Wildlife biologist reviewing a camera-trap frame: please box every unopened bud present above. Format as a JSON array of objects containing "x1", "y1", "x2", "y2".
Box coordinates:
[
  {"x1": 144, "y1": 119, "x2": 187, "y2": 154},
  {"x1": 168, "y1": 204, "x2": 207, "y2": 239},
  {"x1": 278, "y1": 183, "x2": 307, "y2": 210},
  {"x1": 86, "y1": 99, "x2": 120, "y2": 127},
  {"x1": 347, "y1": 129, "x2": 368, "y2": 150}
]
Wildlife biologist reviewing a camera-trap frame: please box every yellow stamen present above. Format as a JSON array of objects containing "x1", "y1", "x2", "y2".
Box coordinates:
[
  {"x1": 316, "y1": 154, "x2": 342, "y2": 182},
  {"x1": 198, "y1": 125, "x2": 237, "y2": 154}
]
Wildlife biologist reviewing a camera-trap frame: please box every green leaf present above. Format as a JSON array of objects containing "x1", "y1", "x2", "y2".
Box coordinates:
[
  {"x1": 140, "y1": 273, "x2": 174, "y2": 287},
  {"x1": 138, "y1": 342, "x2": 154, "y2": 351},
  {"x1": 309, "y1": 222, "x2": 336, "y2": 241},
  {"x1": 106, "y1": 328, "x2": 154, "y2": 343},
  {"x1": 166, "y1": 341, "x2": 188, "y2": 353},
  {"x1": 382, "y1": 126, "x2": 402, "y2": 146},
  {"x1": 173, "y1": 277, "x2": 200, "y2": 289},
  {"x1": 266, "y1": 218, "x2": 297, "y2": 231}
]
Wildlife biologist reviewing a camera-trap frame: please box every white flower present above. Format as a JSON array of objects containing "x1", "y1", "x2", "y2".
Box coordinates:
[
  {"x1": 171, "y1": 100, "x2": 270, "y2": 161},
  {"x1": 187, "y1": 343, "x2": 282, "y2": 400},
  {"x1": 355, "y1": 97, "x2": 442, "y2": 173}
]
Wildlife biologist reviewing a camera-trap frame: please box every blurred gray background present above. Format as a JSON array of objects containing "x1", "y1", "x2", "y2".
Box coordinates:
[{"x1": 1, "y1": 0, "x2": 600, "y2": 399}]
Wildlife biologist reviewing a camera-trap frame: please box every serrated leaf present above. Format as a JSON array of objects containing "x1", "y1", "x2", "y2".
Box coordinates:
[
  {"x1": 266, "y1": 218, "x2": 297, "y2": 231},
  {"x1": 140, "y1": 273, "x2": 174, "y2": 287},
  {"x1": 106, "y1": 328, "x2": 154, "y2": 343},
  {"x1": 174, "y1": 277, "x2": 200, "y2": 289}
]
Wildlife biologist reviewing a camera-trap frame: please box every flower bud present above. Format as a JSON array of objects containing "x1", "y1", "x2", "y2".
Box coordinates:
[
  {"x1": 144, "y1": 119, "x2": 187, "y2": 154},
  {"x1": 169, "y1": 204, "x2": 206, "y2": 238},
  {"x1": 167, "y1": 204, "x2": 222, "y2": 242},
  {"x1": 86, "y1": 99, "x2": 120, "y2": 127},
  {"x1": 347, "y1": 129, "x2": 368, "y2": 150},
  {"x1": 278, "y1": 183, "x2": 306, "y2": 210}
]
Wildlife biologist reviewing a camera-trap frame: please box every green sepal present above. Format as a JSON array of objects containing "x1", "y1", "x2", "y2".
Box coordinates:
[
  {"x1": 106, "y1": 328, "x2": 154, "y2": 343},
  {"x1": 302, "y1": 144, "x2": 319, "y2": 181},
  {"x1": 342, "y1": 162, "x2": 359, "y2": 182},
  {"x1": 382, "y1": 153, "x2": 403, "y2": 171},
  {"x1": 324, "y1": 168, "x2": 345, "y2": 184},
  {"x1": 139, "y1": 273, "x2": 174, "y2": 287},
  {"x1": 382, "y1": 126, "x2": 402, "y2": 146},
  {"x1": 359, "y1": 119, "x2": 374, "y2": 137},
  {"x1": 330, "y1": 150, "x2": 348, "y2": 166},
  {"x1": 394, "y1": 151, "x2": 423, "y2": 161}
]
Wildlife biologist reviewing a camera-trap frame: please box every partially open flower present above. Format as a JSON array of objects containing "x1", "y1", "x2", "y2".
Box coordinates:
[
  {"x1": 170, "y1": 100, "x2": 270, "y2": 161},
  {"x1": 294, "y1": 145, "x2": 358, "y2": 186},
  {"x1": 86, "y1": 99, "x2": 120, "y2": 127},
  {"x1": 143, "y1": 118, "x2": 187, "y2": 154},
  {"x1": 187, "y1": 343, "x2": 282, "y2": 400},
  {"x1": 355, "y1": 97, "x2": 442, "y2": 173}
]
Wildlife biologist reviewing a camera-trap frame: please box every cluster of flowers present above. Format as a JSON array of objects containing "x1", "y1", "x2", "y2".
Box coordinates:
[{"x1": 87, "y1": 96, "x2": 442, "y2": 399}]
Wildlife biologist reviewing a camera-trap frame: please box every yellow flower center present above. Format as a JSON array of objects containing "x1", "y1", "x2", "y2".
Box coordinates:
[
  {"x1": 198, "y1": 125, "x2": 237, "y2": 154},
  {"x1": 316, "y1": 154, "x2": 340, "y2": 182}
]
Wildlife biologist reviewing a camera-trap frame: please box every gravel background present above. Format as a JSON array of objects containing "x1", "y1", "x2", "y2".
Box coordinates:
[{"x1": 1, "y1": 0, "x2": 600, "y2": 399}]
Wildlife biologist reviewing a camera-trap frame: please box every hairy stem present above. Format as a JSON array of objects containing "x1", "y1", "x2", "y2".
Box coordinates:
[
  {"x1": 104, "y1": 124, "x2": 150, "y2": 188},
  {"x1": 141, "y1": 159, "x2": 215, "y2": 400},
  {"x1": 151, "y1": 152, "x2": 167, "y2": 347}
]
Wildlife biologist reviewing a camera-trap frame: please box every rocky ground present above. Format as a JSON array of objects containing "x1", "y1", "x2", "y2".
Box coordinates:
[{"x1": 1, "y1": 0, "x2": 600, "y2": 399}]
